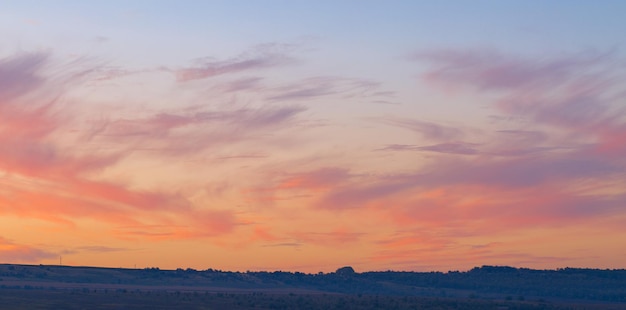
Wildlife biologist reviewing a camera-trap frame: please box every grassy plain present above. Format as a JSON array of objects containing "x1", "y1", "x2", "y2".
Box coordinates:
[{"x1": 1, "y1": 264, "x2": 624, "y2": 309}]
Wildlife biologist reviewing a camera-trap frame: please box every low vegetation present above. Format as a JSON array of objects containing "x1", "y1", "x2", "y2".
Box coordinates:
[{"x1": 0, "y1": 264, "x2": 624, "y2": 309}]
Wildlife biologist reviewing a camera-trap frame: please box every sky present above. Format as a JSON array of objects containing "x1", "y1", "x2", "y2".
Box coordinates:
[{"x1": 1, "y1": 1, "x2": 626, "y2": 273}]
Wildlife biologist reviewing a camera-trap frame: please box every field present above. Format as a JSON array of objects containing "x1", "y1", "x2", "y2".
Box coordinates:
[
  {"x1": 1, "y1": 264, "x2": 625, "y2": 309},
  {"x1": 2, "y1": 287, "x2": 617, "y2": 310}
]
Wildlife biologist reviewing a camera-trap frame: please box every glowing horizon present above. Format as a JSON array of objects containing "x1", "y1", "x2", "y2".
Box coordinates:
[{"x1": 1, "y1": 1, "x2": 626, "y2": 273}]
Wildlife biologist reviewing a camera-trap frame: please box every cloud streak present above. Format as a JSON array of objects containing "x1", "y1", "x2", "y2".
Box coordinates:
[
  {"x1": 0, "y1": 237, "x2": 56, "y2": 262},
  {"x1": 379, "y1": 142, "x2": 479, "y2": 155},
  {"x1": 380, "y1": 117, "x2": 465, "y2": 141},
  {"x1": 175, "y1": 44, "x2": 296, "y2": 82}
]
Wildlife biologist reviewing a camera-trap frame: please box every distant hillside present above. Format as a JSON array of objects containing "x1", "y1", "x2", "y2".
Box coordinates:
[{"x1": 1, "y1": 264, "x2": 625, "y2": 303}]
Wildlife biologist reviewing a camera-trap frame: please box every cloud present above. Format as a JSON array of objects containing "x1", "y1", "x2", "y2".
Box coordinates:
[
  {"x1": 387, "y1": 186, "x2": 625, "y2": 231},
  {"x1": 293, "y1": 229, "x2": 364, "y2": 247},
  {"x1": 496, "y1": 82, "x2": 619, "y2": 131},
  {"x1": 215, "y1": 153, "x2": 268, "y2": 160},
  {"x1": 414, "y1": 143, "x2": 479, "y2": 155},
  {"x1": 594, "y1": 124, "x2": 626, "y2": 158},
  {"x1": 96, "y1": 107, "x2": 306, "y2": 139},
  {"x1": 375, "y1": 232, "x2": 452, "y2": 252},
  {"x1": 370, "y1": 234, "x2": 454, "y2": 264},
  {"x1": 413, "y1": 48, "x2": 612, "y2": 91},
  {"x1": 262, "y1": 243, "x2": 302, "y2": 248},
  {"x1": 94, "y1": 36, "x2": 109, "y2": 43},
  {"x1": 357, "y1": 183, "x2": 624, "y2": 270},
  {"x1": 267, "y1": 76, "x2": 382, "y2": 101},
  {"x1": 291, "y1": 49, "x2": 626, "y2": 268},
  {"x1": 86, "y1": 105, "x2": 307, "y2": 157},
  {"x1": 244, "y1": 105, "x2": 307, "y2": 127},
  {"x1": 380, "y1": 117, "x2": 465, "y2": 141},
  {"x1": 175, "y1": 45, "x2": 295, "y2": 82},
  {"x1": 276, "y1": 168, "x2": 351, "y2": 191},
  {"x1": 0, "y1": 51, "x2": 237, "y2": 238},
  {"x1": 243, "y1": 167, "x2": 351, "y2": 207},
  {"x1": 412, "y1": 46, "x2": 626, "y2": 160},
  {"x1": 113, "y1": 210, "x2": 235, "y2": 240},
  {"x1": 217, "y1": 76, "x2": 264, "y2": 92},
  {"x1": 0, "y1": 52, "x2": 47, "y2": 101},
  {"x1": 482, "y1": 130, "x2": 555, "y2": 157},
  {"x1": 316, "y1": 175, "x2": 419, "y2": 210},
  {"x1": 0, "y1": 173, "x2": 238, "y2": 239},
  {"x1": 77, "y1": 246, "x2": 128, "y2": 253},
  {"x1": 0, "y1": 237, "x2": 56, "y2": 262},
  {"x1": 416, "y1": 48, "x2": 626, "y2": 136},
  {"x1": 367, "y1": 229, "x2": 576, "y2": 270},
  {"x1": 431, "y1": 154, "x2": 619, "y2": 188},
  {"x1": 317, "y1": 148, "x2": 621, "y2": 210},
  {"x1": 91, "y1": 66, "x2": 139, "y2": 82},
  {"x1": 379, "y1": 142, "x2": 479, "y2": 155}
]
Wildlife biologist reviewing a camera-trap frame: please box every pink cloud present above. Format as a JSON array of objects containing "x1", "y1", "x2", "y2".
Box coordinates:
[
  {"x1": 113, "y1": 209, "x2": 235, "y2": 241},
  {"x1": 243, "y1": 167, "x2": 351, "y2": 206},
  {"x1": 383, "y1": 185, "x2": 625, "y2": 233},
  {"x1": 595, "y1": 124, "x2": 626, "y2": 157},
  {"x1": 0, "y1": 51, "x2": 236, "y2": 238},
  {"x1": 0, "y1": 237, "x2": 56, "y2": 262},
  {"x1": 252, "y1": 226, "x2": 279, "y2": 242}
]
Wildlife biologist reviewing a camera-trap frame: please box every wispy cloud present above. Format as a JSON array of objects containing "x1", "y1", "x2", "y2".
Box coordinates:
[
  {"x1": 379, "y1": 117, "x2": 465, "y2": 141},
  {"x1": 243, "y1": 167, "x2": 351, "y2": 206},
  {"x1": 267, "y1": 76, "x2": 381, "y2": 101},
  {"x1": 293, "y1": 229, "x2": 365, "y2": 247},
  {"x1": 216, "y1": 76, "x2": 264, "y2": 92},
  {"x1": 262, "y1": 243, "x2": 302, "y2": 248},
  {"x1": 276, "y1": 168, "x2": 351, "y2": 191},
  {"x1": 76, "y1": 245, "x2": 129, "y2": 253},
  {"x1": 416, "y1": 48, "x2": 625, "y2": 132},
  {"x1": 413, "y1": 49, "x2": 613, "y2": 91},
  {"x1": 86, "y1": 105, "x2": 307, "y2": 156},
  {"x1": 174, "y1": 44, "x2": 296, "y2": 82},
  {"x1": 0, "y1": 51, "x2": 237, "y2": 238},
  {"x1": 379, "y1": 142, "x2": 479, "y2": 155},
  {"x1": 0, "y1": 237, "x2": 56, "y2": 262}
]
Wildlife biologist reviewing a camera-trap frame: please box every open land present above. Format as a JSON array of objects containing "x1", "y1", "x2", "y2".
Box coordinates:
[{"x1": 0, "y1": 264, "x2": 624, "y2": 309}]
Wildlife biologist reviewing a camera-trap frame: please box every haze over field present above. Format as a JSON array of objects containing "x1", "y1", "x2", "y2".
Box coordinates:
[{"x1": 1, "y1": 1, "x2": 625, "y2": 273}]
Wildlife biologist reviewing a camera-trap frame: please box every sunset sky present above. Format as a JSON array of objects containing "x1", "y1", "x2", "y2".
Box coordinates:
[{"x1": 1, "y1": 1, "x2": 626, "y2": 273}]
